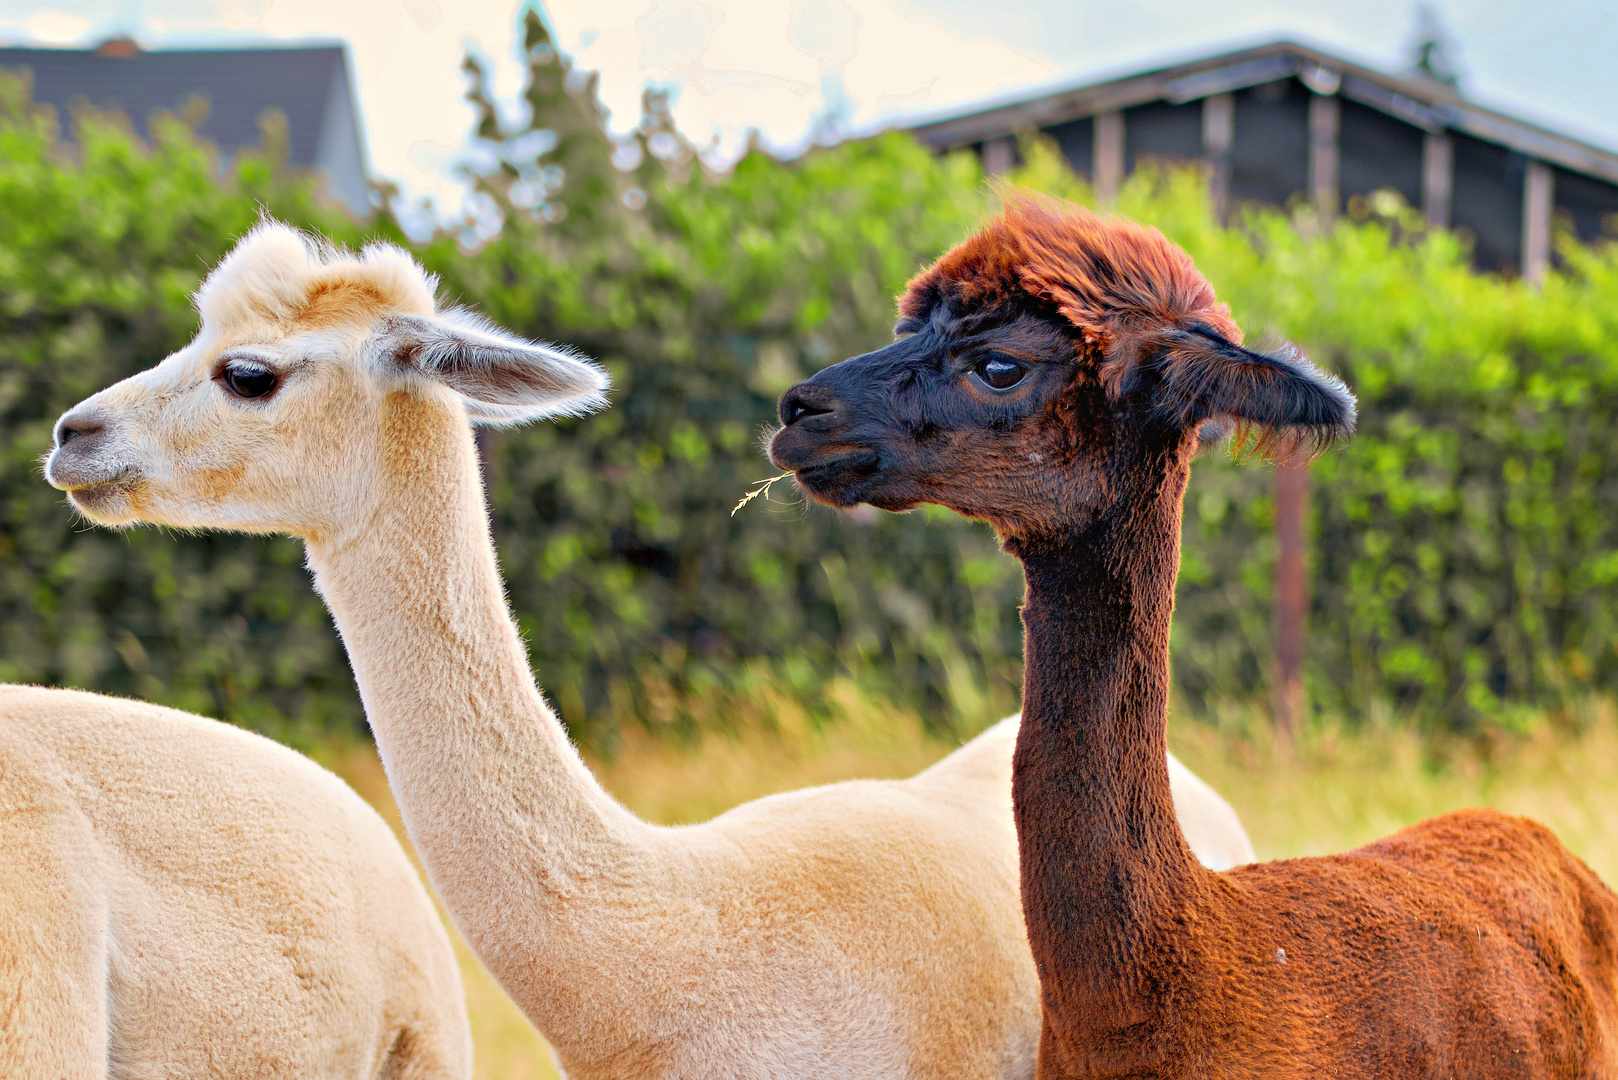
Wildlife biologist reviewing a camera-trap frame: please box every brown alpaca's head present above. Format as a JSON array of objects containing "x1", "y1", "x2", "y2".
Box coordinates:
[{"x1": 768, "y1": 195, "x2": 1355, "y2": 540}]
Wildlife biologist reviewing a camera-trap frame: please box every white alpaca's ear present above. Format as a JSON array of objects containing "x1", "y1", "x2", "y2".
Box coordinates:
[{"x1": 372, "y1": 310, "x2": 609, "y2": 425}]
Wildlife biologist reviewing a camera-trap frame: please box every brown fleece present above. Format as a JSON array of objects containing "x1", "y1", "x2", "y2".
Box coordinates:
[
  {"x1": 901, "y1": 194, "x2": 1241, "y2": 392},
  {"x1": 784, "y1": 195, "x2": 1618, "y2": 1078},
  {"x1": 1010, "y1": 464, "x2": 1618, "y2": 1079},
  {"x1": 937, "y1": 201, "x2": 1618, "y2": 1080}
]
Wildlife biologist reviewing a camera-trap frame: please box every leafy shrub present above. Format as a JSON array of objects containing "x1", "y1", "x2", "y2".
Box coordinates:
[
  {"x1": 5, "y1": 20, "x2": 1618, "y2": 745},
  {"x1": 0, "y1": 70, "x2": 387, "y2": 736},
  {"x1": 1017, "y1": 151, "x2": 1618, "y2": 730}
]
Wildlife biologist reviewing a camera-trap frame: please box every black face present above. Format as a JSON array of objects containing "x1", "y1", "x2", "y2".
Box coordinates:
[
  {"x1": 768, "y1": 310, "x2": 1121, "y2": 537},
  {"x1": 768, "y1": 288, "x2": 1359, "y2": 542}
]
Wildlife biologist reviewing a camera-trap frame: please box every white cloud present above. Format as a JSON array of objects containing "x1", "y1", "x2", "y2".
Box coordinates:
[
  {"x1": 0, "y1": 0, "x2": 519, "y2": 227},
  {"x1": 0, "y1": 0, "x2": 1048, "y2": 222},
  {"x1": 549, "y1": 0, "x2": 1051, "y2": 155},
  {"x1": 2, "y1": 0, "x2": 1613, "y2": 232},
  {"x1": 24, "y1": 11, "x2": 93, "y2": 43}
]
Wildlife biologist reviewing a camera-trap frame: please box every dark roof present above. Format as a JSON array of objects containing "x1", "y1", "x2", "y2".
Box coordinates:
[
  {"x1": 909, "y1": 40, "x2": 1618, "y2": 188},
  {"x1": 0, "y1": 42, "x2": 350, "y2": 168}
]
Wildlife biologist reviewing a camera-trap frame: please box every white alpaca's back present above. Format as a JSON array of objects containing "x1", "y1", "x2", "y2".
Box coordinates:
[{"x1": 0, "y1": 685, "x2": 470, "y2": 1079}]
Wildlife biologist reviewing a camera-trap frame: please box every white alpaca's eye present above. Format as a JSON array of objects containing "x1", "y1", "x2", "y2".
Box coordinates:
[
  {"x1": 219, "y1": 360, "x2": 280, "y2": 401},
  {"x1": 974, "y1": 357, "x2": 1026, "y2": 391}
]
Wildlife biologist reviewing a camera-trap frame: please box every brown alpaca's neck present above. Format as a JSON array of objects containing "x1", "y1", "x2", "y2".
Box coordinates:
[{"x1": 1009, "y1": 445, "x2": 1212, "y2": 1051}]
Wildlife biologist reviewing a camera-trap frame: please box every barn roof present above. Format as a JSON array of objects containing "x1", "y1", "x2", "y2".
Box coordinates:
[
  {"x1": 909, "y1": 40, "x2": 1618, "y2": 188},
  {"x1": 0, "y1": 39, "x2": 370, "y2": 211}
]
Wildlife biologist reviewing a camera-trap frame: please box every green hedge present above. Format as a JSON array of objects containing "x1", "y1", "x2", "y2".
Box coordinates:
[
  {"x1": 1133, "y1": 171, "x2": 1618, "y2": 731},
  {"x1": 0, "y1": 72, "x2": 384, "y2": 734},
  {"x1": 4, "y1": 19, "x2": 1618, "y2": 743}
]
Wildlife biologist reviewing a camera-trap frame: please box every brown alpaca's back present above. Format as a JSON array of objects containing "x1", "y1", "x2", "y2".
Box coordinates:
[{"x1": 1044, "y1": 807, "x2": 1618, "y2": 1079}]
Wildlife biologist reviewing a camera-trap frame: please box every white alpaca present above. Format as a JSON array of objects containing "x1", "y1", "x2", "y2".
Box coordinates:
[
  {"x1": 0, "y1": 686, "x2": 471, "y2": 1079},
  {"x1": 45, "y1": 223, "x2": 1255, "y2": 1080}
]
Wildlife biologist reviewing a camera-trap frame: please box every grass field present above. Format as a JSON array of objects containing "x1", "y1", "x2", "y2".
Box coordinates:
[{"x1": 319, "y1": 691, "x2": 1618, "y2": 1080}]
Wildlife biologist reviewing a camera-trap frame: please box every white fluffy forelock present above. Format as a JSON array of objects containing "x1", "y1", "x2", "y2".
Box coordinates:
[{"x1": 194, "y1": 220, "x2": 439, "y2": 330}]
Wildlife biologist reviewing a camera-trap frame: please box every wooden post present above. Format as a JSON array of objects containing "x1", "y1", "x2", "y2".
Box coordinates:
[
  {"x1": 1308, "y1": 92, "x2": 1339, "y2": 220},
  {"x1": 1422, "y1": 131, "x2": 1453, "y2": 228},
  {"x1": 1202, "y1": 92, "x2": 1234, "y2": 222},
  {"x1": 1522, "y1": 160, "x2": 1554, "y2": 285},
  {"x1": 1273, "y1": 448, "x2": 1310, "y2": 739},
  {"x1": 983, "y1": 136, "x2": 1014, "y2": 177},
  {"x1": 1094, "y1": 110, "x2": 1124, "y2": 204},
  {"x1": 1268, "y1": 87, "x2": 1336, "y2": 739}
]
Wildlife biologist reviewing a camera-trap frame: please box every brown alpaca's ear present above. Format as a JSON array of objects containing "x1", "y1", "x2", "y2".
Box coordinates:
[
  {"x1": 371, "y1": 311, "x2": 609, "y2": 425},
  {"x1": 1119, "y1": 325, "x2": 1356, "y2": 454}
]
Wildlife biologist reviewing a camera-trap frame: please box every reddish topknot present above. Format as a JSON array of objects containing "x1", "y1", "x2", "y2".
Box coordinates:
[{"x1": 900, "y1": 192, "x2": 1242, "y2": 392}]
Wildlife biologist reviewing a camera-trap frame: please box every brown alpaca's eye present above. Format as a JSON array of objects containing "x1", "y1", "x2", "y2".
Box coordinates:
[
  {"x1": 220, "y1": 361, "x2": 280, "y2": 401},
  {"x1": 975, "y1": 357, "x2": 1026, "y2": 391}
]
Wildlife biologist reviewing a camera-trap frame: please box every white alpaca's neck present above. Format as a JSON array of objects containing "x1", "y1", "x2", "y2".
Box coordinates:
[{"x1": 305, "y1": 392, "x2": 656, "y2": 1029}]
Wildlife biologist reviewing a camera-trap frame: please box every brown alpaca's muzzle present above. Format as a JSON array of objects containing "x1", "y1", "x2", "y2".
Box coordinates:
[
  {"x1": 771, "y1": 332, "x2": 968, "y2": 513},
  {"x1": 769, "y1": 380, "x2": 892, "y2": 509}
]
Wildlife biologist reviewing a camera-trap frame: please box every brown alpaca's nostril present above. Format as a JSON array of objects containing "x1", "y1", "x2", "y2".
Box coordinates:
[
  {"x1": 779, "y1": 385, "x2": 838, "y2": 427},
  {"x1": 55, "y1": 413, "x2": 106, "y2": 449}
]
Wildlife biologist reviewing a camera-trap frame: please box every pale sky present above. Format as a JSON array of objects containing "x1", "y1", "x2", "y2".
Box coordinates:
[{"x1": 2, "y1": 0, "x2": 1613, "y2": 228}]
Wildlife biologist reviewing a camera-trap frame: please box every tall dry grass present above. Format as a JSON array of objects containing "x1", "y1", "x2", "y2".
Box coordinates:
[
  {"x1": 1172, "y1": 700, "x2": 1618, "y2": 883},
  {"x1": 318, "y1": 686, "x2": 1618, "y2": 1080}
]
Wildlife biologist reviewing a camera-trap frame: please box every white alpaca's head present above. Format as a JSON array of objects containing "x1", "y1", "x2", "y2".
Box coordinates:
[{"x1": 45, "y1": 221, "x2": 607, "y2": 540}]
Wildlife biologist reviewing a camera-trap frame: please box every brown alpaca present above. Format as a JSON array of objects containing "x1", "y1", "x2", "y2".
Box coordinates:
[{"x1": 769, "y1": 195, "x2": 1618, "y2": 1079}]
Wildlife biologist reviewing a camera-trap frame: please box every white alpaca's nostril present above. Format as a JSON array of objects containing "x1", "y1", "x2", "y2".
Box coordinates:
[{"x1": 55, "y1": 412, "x2": 105, "y2": 449}]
